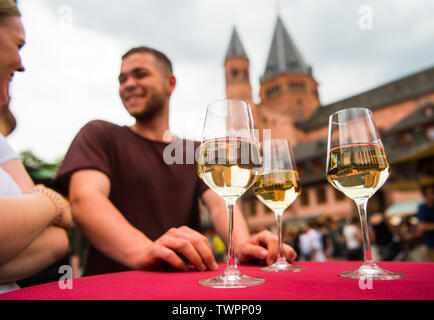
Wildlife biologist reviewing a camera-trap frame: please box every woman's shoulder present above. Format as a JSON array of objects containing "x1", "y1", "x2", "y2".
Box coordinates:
[{"x1": 0, "y1": 133, "x2": 18, "y2": 164}]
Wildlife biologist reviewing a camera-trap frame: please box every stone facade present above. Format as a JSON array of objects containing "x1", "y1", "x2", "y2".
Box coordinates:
[{"x1": 222, "y1": 17, "x2": 434, "y2": 231}]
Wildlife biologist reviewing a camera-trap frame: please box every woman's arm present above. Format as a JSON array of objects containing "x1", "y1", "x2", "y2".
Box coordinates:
[
  {"x1": 1, "y1": 158, "x2": 34, "y2": 192},
  {"x1": 0, "y1": 193, "x2": 62, "y2": 264},
  {"x1": 0, "y1": 157, "x2": 71, "y2": 265},
  {"x1": 0, "y1": 226, "x2": 69, "y2": 282}
]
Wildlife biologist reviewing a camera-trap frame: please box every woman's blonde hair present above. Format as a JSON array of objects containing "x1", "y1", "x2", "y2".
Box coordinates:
[{"x1": 0, "y1": 0, "x2": 20, "y2": 18}]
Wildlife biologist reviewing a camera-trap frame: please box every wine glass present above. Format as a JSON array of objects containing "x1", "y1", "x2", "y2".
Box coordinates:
[
  {"x1": 326, "y1": 107, "x2": 405, "y2": 280},
  {"x1": 197, "y1": 99, "x2": 265, "y2": 288},
  {"x1": 252, "y1": 139, "x2": 305, "y2": 272}
]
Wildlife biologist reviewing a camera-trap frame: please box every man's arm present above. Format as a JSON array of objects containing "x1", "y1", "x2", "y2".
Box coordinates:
[
  {"x1": 70, "y1": 169, "x2": 218, "y2": 271},
  {"x1": 69, "y1": 169, "x2": 153, "y2": 269},
  {"x1": 201, "y1": 189, "x2": 296, "y2": 266},
  {"x1": 418, "y1": 222, "x2": 434, "y2": 232},
  {"x1": 417, "y1": 206, "x2": 434, "y2": 233}
]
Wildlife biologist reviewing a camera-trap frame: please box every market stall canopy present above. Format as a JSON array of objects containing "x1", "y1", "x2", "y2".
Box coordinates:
[{"x1": 385, "y1": 200, "x2": 423, "y2": 217}]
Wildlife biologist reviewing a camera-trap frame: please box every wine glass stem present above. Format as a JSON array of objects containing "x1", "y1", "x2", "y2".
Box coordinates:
[
  {"x1": 225, "y1": 199, "x2": 238, "y2": 273},
  {"x1": 275, "y1": 211, "x2": 285, "y2": 261},
  {"x1": 355, "y1": 199, "x2": 373, "y2": 263}
]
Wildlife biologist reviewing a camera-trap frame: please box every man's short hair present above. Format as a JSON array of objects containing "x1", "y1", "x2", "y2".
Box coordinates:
[{"x1": 122, "y1": 46, "x2": 172, "y2": 74}]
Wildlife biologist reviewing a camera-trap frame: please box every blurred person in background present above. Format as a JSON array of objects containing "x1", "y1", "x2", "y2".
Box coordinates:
[
  {"x1": 298, "y1": 227, "x2": 312, "y2": 261},
  {"x1": 0, "y1": 0, "x2": 72, "y2": 294},
  {"x1": 299, "y1": 220, "x2": 327, "y2": 261},
  {"x1": 343, "y1": 216, "x2": 363, "y2": 260},
  {"x1": 211, "y1": 234, "x2": 226, "y2": 263},
  {"x1": 369, "y1": 210, "x2": 401, "y2": 261},
  {"x1": 417, "y1": 184, "x2": 434, "y2": 262},
  {"x1": 310, "y1": 221, "x2": 327, "y2": 261},
  {"x1": 292, "y1": 229, "x2": 302, "y2": 260},
  {"x1": 324, "y1": 221, "x2": 345, "y2": 260}
]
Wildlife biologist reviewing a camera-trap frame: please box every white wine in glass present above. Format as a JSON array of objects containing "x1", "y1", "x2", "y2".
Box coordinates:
[
  {"x1": 197, "y1": 99, "x2": 265, "y2": 288},
  {"x1": 326, "y1": 107, "x2": 405, "y2": 280},
  {"x1": 199, "y1": 137, "x2": 260, "y2": 199},
  {"x1": 253, "y1": 139, "x2": 305, "y2": 272}
]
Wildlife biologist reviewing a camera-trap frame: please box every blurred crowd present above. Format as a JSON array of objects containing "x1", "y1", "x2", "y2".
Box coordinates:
[{"x1": 281, "y1": 211, "x2": 425, "y2": 263}]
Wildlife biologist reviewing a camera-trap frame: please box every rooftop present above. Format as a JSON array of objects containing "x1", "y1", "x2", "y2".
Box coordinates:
[
  {"x1": 224, "y1": 27, "x2": 248, "y2": 61},
  {"x1": 297, "y1": 65, "x2": 434, "y2": 131},
  {"x1": 261, "y1": 15, "x2": 310, "y2": 83}
]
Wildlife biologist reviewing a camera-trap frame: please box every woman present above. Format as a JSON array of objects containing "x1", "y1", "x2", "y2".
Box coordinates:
[{"x1": 0, "y1": 0, "x2": 72, "y2": 293}]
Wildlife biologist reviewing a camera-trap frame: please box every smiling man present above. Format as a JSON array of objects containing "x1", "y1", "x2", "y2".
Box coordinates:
[
  {"x1": 118, "y1": 48, "x2": 172, "y2": 124},
  {"x1": 54, "y1": 46, "x2": 296, "y2": 276}
]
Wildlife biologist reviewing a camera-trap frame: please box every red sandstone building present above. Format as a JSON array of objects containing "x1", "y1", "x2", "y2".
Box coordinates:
[{"x1": 221, "y1": 16, "x2": 434, "y2": 231}]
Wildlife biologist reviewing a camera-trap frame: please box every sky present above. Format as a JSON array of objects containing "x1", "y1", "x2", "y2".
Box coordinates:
[{"x1": 7, "y1": 0, "x2": 434, "y2": 162}]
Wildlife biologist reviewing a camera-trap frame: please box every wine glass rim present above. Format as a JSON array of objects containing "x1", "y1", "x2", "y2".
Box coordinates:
[
  {"x1": 263, "y1": 138, "x2": 292, "y2": 144},
  {"x1": 206, "y1": 98, "x2": 250, "y2": 117},
  {"x1": 331, "y1": 107, "x2": 371, "y2": 116},
  {"x1": 330, "y1": 107, "x2": 373, "y2": 124},
  {"x1": 201, "y1": 135, "x2": 258, "y2": 142}
]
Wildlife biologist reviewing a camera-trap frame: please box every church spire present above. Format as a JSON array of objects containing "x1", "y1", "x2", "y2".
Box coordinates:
[
  {"x1": 261, "y1": 15, "x2": 310, "y2": 82},
  {"x1": 223, "y1": 26, "x2": 253, "y2": 107},
  {"x1": 225, "y1": 27, "x2": 248, "y2": 61}
]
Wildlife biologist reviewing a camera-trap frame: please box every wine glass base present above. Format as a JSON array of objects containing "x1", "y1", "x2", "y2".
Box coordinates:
[
  {"x1": 260, "y1": 260, "x2": 305, "y2": 272},
  {"x1": 339, "y1": 262, "x2": 405, "y2": 280},
  {"x1": 199, "y1": 270, "x2": 265, "y2": 288}
]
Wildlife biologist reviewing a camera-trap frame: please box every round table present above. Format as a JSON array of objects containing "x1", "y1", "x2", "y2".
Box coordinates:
[{"x1": 1, "y1": 261, "x2": 433, "y2": 300}]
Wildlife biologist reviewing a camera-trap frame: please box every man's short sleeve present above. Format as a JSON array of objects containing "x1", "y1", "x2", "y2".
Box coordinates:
[
  {"x1": 54, "y1": 120, "x2": 113, "y2": 195},
  {"x1": 418, "y1": 204, "x2": 434, "y2": 223},
  {"x1": 418, "y1": 205, "x2": 426, "y2": 222}
]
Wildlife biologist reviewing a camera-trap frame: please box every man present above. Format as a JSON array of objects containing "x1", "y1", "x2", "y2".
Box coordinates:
[
  {"x1": 54, "y1": 46, "x2": 296, "y2": 276},
  {"x1": 417, "y1": 184, "x2": 434, "y2": 262}
]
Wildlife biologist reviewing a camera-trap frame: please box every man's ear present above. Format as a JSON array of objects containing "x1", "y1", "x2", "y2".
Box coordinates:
[{"x1": 167, "y1": 74, "x2": 176, "y2": 95}]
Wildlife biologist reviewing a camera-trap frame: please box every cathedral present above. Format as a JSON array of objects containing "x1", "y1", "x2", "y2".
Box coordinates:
[{"x1": 223, "y1": 15, "x2": 434, "y2": 231}]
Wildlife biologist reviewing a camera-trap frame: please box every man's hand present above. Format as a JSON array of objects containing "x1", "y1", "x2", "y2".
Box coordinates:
[
  {"x1": 236, "y1": 230, "x2": 297, "y2": 265},
  {"x1": 135, "y1": 226, "x2": 219, "y2": 272}
]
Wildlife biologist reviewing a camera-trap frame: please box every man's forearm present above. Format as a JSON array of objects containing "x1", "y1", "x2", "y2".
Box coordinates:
[
  {"x1": 419, "y1": 222, "x2": 434, "y2": 232},
  {"x1": 71, "y1": 190, "x2": 152, "y2": 270}
]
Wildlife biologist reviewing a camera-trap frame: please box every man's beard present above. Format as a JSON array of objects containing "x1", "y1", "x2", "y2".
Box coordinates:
[{"x1": 130, "y1": 88, "x2": 166, "y2": 123}]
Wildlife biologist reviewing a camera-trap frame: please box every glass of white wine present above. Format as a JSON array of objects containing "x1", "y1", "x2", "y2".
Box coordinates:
[
  {"x1": 197, "y1": 99, "x2": 265, "y2": 288},
  {"x1": 326, "y1": 107, "x2": 405, "y2": 280},
  {"x1": 253, "y1": 139, "x2": 305, "y2": 272}
]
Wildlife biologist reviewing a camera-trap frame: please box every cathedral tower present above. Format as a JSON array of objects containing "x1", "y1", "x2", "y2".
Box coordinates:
[
  {"x1": 224, "y1": 27, "x2": 253, "y2": 107},
  {"x1": 259, "y1": 16, "x2": 320, "y2": 123}
]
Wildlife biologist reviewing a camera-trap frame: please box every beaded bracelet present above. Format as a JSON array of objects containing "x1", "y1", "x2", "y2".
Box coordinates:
[{"x1": 26, "y1": 184, "x2": 66, "y2": 217}]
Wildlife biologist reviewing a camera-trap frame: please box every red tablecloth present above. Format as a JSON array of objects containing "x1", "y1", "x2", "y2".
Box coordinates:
[{"x1": 1, "y1": 261, "x2": 433, "y2": 300}]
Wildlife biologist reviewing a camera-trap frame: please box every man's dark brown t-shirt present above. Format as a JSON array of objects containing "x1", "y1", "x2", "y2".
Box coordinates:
[{"x1": 54, "y1": 120, "x2": 209, "y2": 276}]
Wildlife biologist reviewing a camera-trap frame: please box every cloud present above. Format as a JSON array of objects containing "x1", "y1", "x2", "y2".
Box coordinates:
[
  {"x1": 6, "y1": 0, "x2": 434, "y2": 161},
  {"x1": 8, "y1": 1, "x2": 132, "y2": 161}
]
